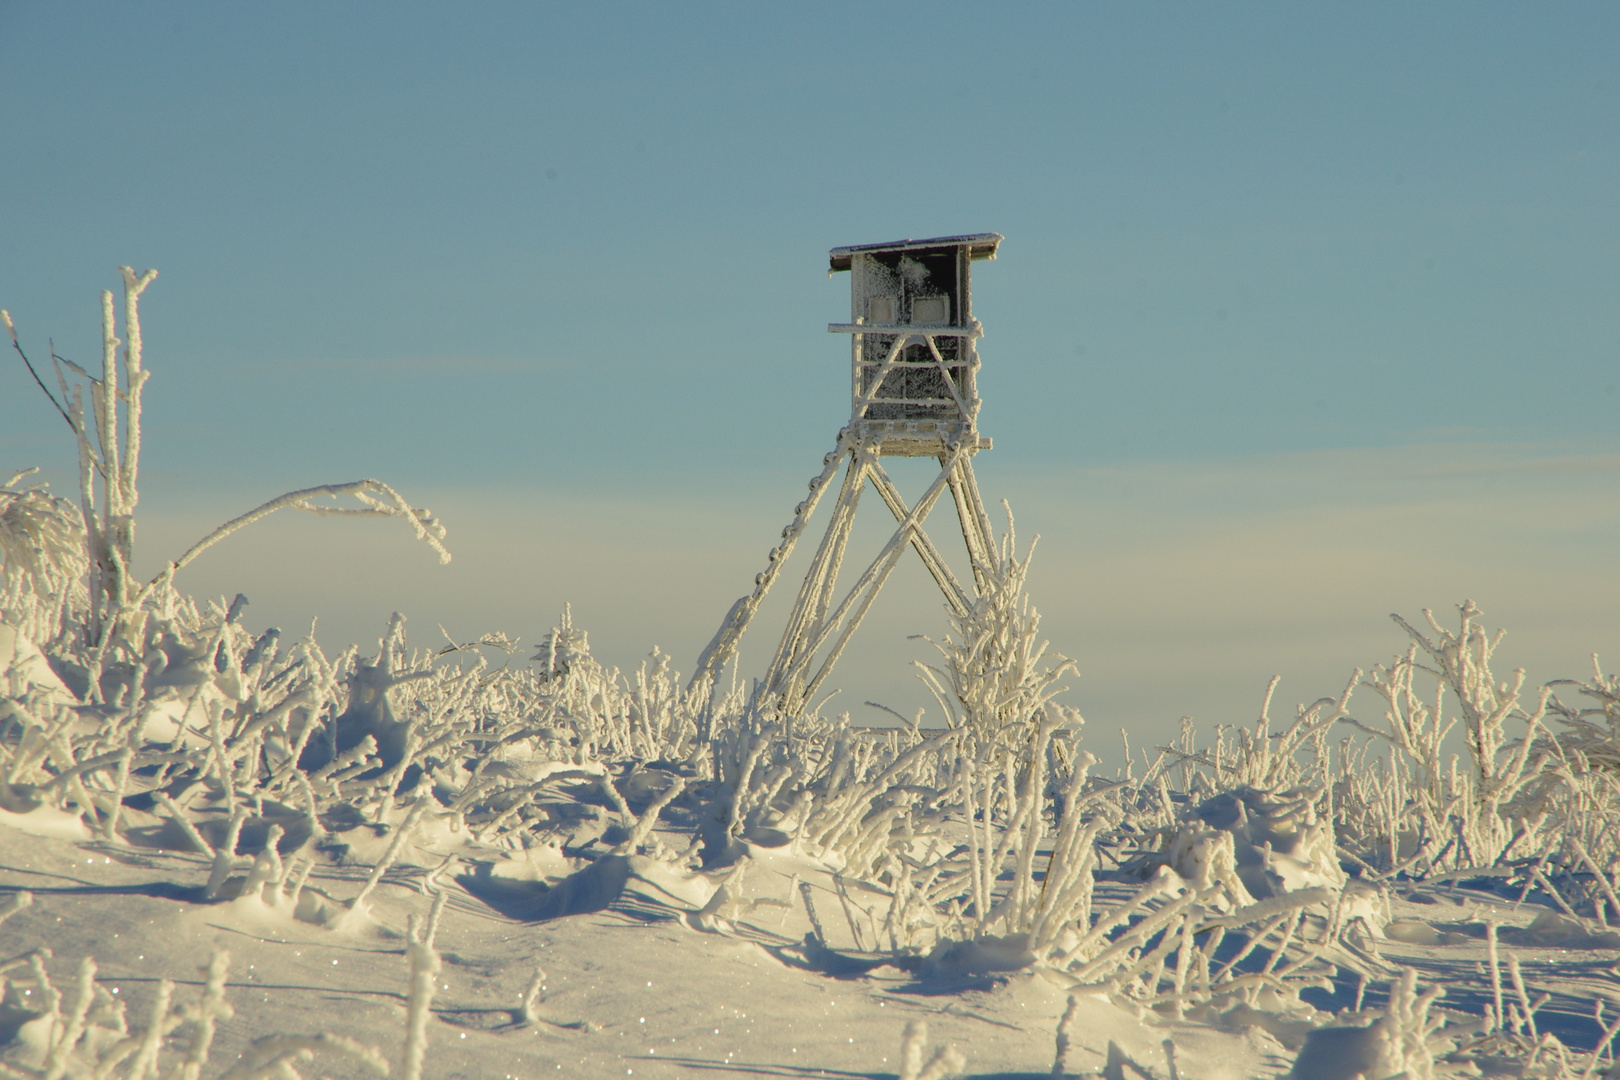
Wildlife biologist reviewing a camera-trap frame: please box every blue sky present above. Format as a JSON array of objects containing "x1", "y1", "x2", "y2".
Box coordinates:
[{"x1": 4, "y1": 4, "x2": 1617, "y2": 752}]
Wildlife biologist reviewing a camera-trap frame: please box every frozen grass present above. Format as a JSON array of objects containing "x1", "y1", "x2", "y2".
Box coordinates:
[
  {"x1": 0, "y1": 888, "x2": 415, "y2": 1080},
  {"x1": 7, "y1": 272, "x2": 1620, "y2": 1078}
]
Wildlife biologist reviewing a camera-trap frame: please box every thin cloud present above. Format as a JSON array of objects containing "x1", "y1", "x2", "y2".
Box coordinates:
[{"x1": 280, "y1": 354, "x2": 568, "y2": 374}]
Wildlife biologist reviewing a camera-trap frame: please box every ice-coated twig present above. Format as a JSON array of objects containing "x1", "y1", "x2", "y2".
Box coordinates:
[
  {"x1": 234, "y1": 825, "x2": 285, "y2": 904},
  {"x1": 1209, "y1": 912, "x2": 1293, "y2": 983},
  {"x1": 1570, "y1": 837, "x2": 1620, "y2": 924},
  {"x1": 897, "y1": 1019, "x2": 966, "y2": 1080},
  {"x1": 401, "y1": 910, "x2": 442, "y2": 1080},
  {"x1": 40, "y1": 955, "x2": 95, "y2": 1080},
  {"x1": 204, "y1": 807, "x2": 251, "y2": 900},
  {"x1": 832, "y1": 875, "x2": 872, "y2": 952},
  {"x1": 0, "y1": 891, "x2": 32, "y2": 929},
  {"x1": 1486, "y1": 918, "x2": 1504, "y2": 1032},
  {"x1": 799, "y1": 880, "x2": 830, "y2": 945},
  {"x1": 423, "y1": 886, "x2": 448, "y2": 950},
  {"x1": 308, "y1": 733, "x2": 379, "y2": 784},
  {"x1": 174, "y1": 949, "x2": 234, "y2": 1080},
  {"x1": 1058, "y1": 875, "x2": 1193, "y2": 974},
  {"x1": 346, "y1": 798, "x2": 428, "y2": 916},
  {"x1": 613, "y1": 773, "x2": 686, "y2": 855},
  {"x1": 1051, "y1": 995, "x2": 1080, "y2": 1077},
  {"x1": 1506, "y1": 953, "x2": 1541, "y2": 1039},
  {"x1": 154, "y1": 792, "x2": 216, "y2": 857},
  {"x1": 216, "y1": 1033, "x2": 389, "y2": 1080},
  {"x1": 2, "y1": 310, "x2": 80, "y2": 439},
  {"x1": 208, "y1": 701, "x2": 239, "y2": 811},
  {"x1": 519, "y1": 966, "x2": 547, "y2": 1026},
  {"x1": 124, "y1": 976, "x2": 174, "y2": 1080},
  {"x1": 99, "y1": 745, "x2": 133, "y2": 841},
  {"x1": 96, "y1": 290, "x2": 121, "y2": 602},
  {"x1": 1579, "y1": 1004, "x2": 1620, "y2": 1080}
]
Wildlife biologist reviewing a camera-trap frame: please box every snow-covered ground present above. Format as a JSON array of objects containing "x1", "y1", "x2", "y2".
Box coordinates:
[
  {"x1": 0, "y1": 817, "x2": 1282, "y2": 1080},
  {"x1": 7, "y1": 747, "x2": 1620, "y2": 1080}
]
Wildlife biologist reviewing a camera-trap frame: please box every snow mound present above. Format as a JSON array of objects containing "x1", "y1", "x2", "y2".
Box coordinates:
[
  {"x1": 1502, "y1": 909, "x2": 1620, "y2": 950},
  {"x1": 1194, "y1": 786, "x2": 1345, "y2": 898},
  {"x1": 0, "y1": 799, "x2": 90, "y2": 839}
]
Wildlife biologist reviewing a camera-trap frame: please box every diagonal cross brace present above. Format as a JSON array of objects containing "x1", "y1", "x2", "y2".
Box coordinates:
[
  {"x1": 867, "y1": 461, "x2": 971, "y2": 618},
  {"x1": 920, "y1": 334, "x2": 974, "y2": 422},
  {"x1": 771, "y1": 446, "x2": 967, "y2": 710},
  {"x1": 851, "y1": 332, "x2": 913, "y2": 420}
]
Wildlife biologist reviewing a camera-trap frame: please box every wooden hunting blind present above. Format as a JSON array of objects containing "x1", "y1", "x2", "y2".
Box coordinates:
[
  {"x1": 694, "y1": 234, "x2": 1006, "y2": 714},
  {"x1": 829, "y1": 233, "x2": 1002, "y2": 455}
]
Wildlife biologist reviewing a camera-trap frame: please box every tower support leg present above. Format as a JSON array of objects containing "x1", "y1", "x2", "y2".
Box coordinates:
[
  {"x1": 762, "y1": 446, "x2": 867, "y2": 695},
  {"x1": 694, "y1": 434, "x2": 992, "y2": 720},
  {"x1": 688, "y1": 433, "x2": 852, "y2": 691},
  {"x1": 946, "y1": 453, "x2": 996, "y2": 592}
]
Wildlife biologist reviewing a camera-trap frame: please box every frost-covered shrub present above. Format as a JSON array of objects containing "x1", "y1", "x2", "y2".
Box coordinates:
[
  {"x1": 523, "y1": 608, "x2": 705, "y2": 767},
  {"x1": 1544, "y1": 657, "x2": 1620, "y2": 776},
  {"x1": 0, "y1": 470, "x2": 88, "y2": 646},
  {"x1": 3, "y1": 272, "x2": 448, "y2": 667},
  {"x1": 1286, "y1": 969, "x2": 1452, "y2": 1080},
  {"x1": 913, "y1": 506, "x2": 1076, "y2": 759},
  {"x1": 894, "y1": 1019, "x2": 965, "y2": 1080}
]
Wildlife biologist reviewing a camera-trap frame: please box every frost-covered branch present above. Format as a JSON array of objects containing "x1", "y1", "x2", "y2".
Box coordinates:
[{"x1": 138, "y1": 478, "x2": 451, "y2": 606}]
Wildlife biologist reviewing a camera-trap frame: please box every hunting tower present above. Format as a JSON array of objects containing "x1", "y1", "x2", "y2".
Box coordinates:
[
  {"x1": 832, "y1": 233, "x2": 1001, "y2": 455},
  {"x1": 694, "y1": 234, "x2": 1005, "y2": 715}
]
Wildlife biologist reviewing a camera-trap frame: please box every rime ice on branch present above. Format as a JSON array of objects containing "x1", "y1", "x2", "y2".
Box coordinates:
[{"x1": 2, "y1": 269, "x2": 450, "y2": 663}]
